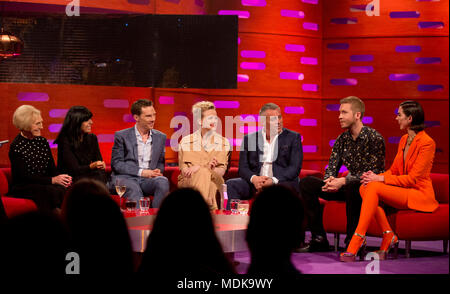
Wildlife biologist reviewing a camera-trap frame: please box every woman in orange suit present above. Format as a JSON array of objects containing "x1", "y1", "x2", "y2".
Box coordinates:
[{"x1": 340, "y1": 100, "x2": 438, "y2": 262}]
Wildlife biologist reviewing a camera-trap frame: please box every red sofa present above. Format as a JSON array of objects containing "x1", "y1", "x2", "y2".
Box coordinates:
[{"x1": 322, "y1": 173, "x2": 449, "y2": 257}]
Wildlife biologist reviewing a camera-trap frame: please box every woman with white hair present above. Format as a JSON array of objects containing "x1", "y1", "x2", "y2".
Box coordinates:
[{"x1": 8, "y1": 105, "x2": 72, "y2": 213}]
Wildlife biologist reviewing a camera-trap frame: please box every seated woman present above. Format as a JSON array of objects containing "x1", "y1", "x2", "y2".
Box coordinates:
[
  {"x1": 55, "y1": 106, "x2": 107, "y2": 184},
  {"x1": 177, "y1": 101, "x2": 231, "y2": 210},
  {"x1": 8, "y1": 105, "x2": 72, "y2": 213},
  {"x1": 340, "y1": 100, "x2": 439, "y2": 262}
]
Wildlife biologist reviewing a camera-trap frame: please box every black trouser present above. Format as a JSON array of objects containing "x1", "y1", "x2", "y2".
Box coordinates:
[
  {"x1": 9, "y1": 184, "x2": 66, "y2": 213},
  {"x1": 299, "y1": 176, "x2": 362, "y2": 244}
]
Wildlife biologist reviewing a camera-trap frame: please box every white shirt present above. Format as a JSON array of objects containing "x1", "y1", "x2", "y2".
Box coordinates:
[
  {"x1": 135, "y1": 125, "x2": 152, "y2": 177},
  {"x1": 250, "y1": 129, "x2": 281, "y2": 185}
]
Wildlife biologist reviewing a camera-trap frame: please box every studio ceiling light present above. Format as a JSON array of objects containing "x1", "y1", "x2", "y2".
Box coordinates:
[{"x1": 0, "y1": 28, "x2": 24, "y2": 60}]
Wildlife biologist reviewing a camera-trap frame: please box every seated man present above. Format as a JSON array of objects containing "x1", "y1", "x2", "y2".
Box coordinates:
[
  {"x1": 297, "y1": 96, "x2": 385, "y2": 252},
  {"x1": 226, "y1": 103, "x2": 303, "y2": 208},
  {"x1": 111, "y1": 99, "x2": 170, "y2": 208}
]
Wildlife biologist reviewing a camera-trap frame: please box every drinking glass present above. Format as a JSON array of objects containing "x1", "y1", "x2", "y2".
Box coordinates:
[
  {"x1": 115, "y1": 178, "x2": 126, "y2": 211},
  {"x1": 230, "y1": 199, "x2": 239, "y2": 214},
  {"x1": 238, "y1": 200, "x2": 249, "y2": 215},
  {"x1": 139, "y1": 197, "x2": 150, "y2": 212}
]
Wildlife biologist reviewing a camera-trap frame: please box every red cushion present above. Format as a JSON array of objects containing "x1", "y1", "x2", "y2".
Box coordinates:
[
  {"x1": 0, "y1": 169, "x2": 9, "y2": 196},
  {"x1": 299, "y1": 169, "x2": 322, "y2": 179},
  {"x1": 430, "y1": 173, "x2": 449, "y2": 204},
  {"x1": 389, "y1": 204, "x2": 449, "y2": 240},
  {"x1": 1, "y1": 196, "x2": 38, "y2": 218}
]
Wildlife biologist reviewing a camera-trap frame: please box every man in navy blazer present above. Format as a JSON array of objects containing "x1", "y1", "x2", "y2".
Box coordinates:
[
  {"x1": 111, "y1": 99, "x2": 169, "y2": 208},
  {"x1": 226, "y1": 103, "x2": 303, "y2": 208}
]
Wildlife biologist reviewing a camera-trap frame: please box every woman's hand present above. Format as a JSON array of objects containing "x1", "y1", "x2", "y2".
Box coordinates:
[
  {"x1": 90, "y1": 161, "x2": 106, "y2": 170},
  {"x1": 208, "y1": 157, "x2": 218, "y2": 170},
  {"x1": 52, "y1": 174, "x2": 72, "y2": 188},
  {"x1": 360, "y1": 171, "x2": 384, "y2": 185},
  {"x1": 182, "y1": 165, "x2": 200, "y2": 178}
]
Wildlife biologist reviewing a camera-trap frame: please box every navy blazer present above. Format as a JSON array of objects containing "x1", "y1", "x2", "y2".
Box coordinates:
[
  {"x1": 111, "y1": 127, "x2": 166, "y2": 177},
  {"x1": 238, "y1": 128, "x2": 303, "y2": 184}
]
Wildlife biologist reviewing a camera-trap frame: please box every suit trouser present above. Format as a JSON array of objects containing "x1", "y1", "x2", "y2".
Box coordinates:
[
  {"x1": 225, "y1": 177, "x2": 300, "y2": 210},
  {"x1": 112, "y1": 175, "x2": 170, "y2": 208},
  {"x1": 299, "y1": 176, "x2": 362, "y2": 243}
]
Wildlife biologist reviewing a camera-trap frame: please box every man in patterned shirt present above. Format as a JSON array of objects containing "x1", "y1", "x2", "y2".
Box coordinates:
[{"x1": 297, "y1": 96, "x2": 385, "y2": 252}]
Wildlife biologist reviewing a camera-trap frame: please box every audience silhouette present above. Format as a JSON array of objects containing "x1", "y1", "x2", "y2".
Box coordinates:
[
  {"x1": 246, "y1": 185, "x2": 305, "y2": 277},
  {"x1": 0, "y1": 211, "x2": 69, "y2": 279},
  {"x1": 139, "y1": 188, "x2": 235, "y2": 285},
  {"x1": 61, "y1": 178, "x2": 133, "y2": 278}
]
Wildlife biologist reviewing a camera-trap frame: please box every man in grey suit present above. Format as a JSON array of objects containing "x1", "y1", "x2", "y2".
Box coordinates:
[{"x1": 111, "y1": 99, "x2": 169, "y2": 208}]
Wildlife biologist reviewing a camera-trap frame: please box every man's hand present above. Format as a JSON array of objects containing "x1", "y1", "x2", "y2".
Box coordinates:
[
  {"x1": 261, "y1": 177, "x2": 273, "y2": 188},
  {"x1": 322, "y1": 176, "x2": 345, "y2": 192},
  {"x1": 142, "y1": 168, "x2": 163, "y2": 178},
  {"x1": 251, "y1": 176, "x2": 269, "y2": 190}
]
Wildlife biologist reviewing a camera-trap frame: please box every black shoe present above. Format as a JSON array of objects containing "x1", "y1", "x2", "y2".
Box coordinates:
[{"x1": 295, "y1": 235, "x2": 331, "y2": 253}]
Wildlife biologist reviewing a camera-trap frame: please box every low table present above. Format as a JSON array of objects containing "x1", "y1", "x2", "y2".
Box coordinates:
[{"x1": 124, "y1": 209, "x2": 249, "y2": 254}]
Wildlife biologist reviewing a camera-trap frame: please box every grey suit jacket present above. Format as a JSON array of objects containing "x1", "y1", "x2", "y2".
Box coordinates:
[{"x1": 111, "y1": 127, "x2": 166, "y2": 177}]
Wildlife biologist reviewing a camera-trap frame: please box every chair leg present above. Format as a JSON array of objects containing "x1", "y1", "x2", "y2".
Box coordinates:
[
  {"x1": 334, "y1": 233, "x2": 340, "y2": 252},
  {"x1": 405, "y1": 240, "x2": 411, "y2": 258},
  {"x1": 444, "y1": 240, "x2": 448, "y2": 254}
]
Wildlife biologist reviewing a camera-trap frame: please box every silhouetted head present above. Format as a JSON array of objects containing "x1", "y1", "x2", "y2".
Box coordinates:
[
  {"x1": 62, "y1": 178, "x2": 133, "y2": 276},
  {"x1": 139, "y1": 188, "x2": 233, "y2": 278}
]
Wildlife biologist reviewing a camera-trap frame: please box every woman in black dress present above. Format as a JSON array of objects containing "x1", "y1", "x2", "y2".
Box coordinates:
[
  {"x1": 9, "y1": 105, "x2": 72, "y2": 213},
  {"x1": 55, "y1": 106, "x2": 107, "y2": 184}
]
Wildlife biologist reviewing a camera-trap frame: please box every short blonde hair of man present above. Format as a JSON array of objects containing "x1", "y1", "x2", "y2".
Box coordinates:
[
  {"x1": 340, "y1": 96, "x2": 365, "y2": 119},
  {"x1": 192, "y1": 101, "x2": 216, "y2": 118},
  {"x1": 13, "y1": 105, "x2": 42, "y2": 131}
]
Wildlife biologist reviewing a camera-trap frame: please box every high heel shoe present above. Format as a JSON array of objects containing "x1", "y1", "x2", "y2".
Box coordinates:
[
  {"x1": 374, "y1": 230, "x2": 399, "y2": 260},
  {"x1": 339, "y1": 233, "x2": 366, "y2": 262}
]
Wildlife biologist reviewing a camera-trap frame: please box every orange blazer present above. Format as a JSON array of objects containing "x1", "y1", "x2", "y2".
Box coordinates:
[{"x1": 382, "y1": 130, "x2": 438, "y2": 212}]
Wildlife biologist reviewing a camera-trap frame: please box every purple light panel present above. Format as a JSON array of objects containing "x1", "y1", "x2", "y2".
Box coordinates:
[
  {"x1": 241, "y1": 50, "x2": 266, "y2": 58},
  {"x1": 350, "y1": 55, "x2": 374, "y2": 62},
  {"x1": 123, "y1": 114, "x2": 135, "y2": 123},
  {"x1": 104, "y1": 99, "x2": 129, "y2": 108},
  {"x1": 415, "y1": 57, "x2": 441, "y2": 64},
  {"x1": 388, "y1": 137, "x2": 401, "y2": 144},
  {"x1": 18, "y1": 92, "x2": 49, "y2": 101},
  {"x1": 240, "y1": 62, "x2": 266, "y2": 70},
  {"x1": 326, "y1": 104, "x2": 340, "y2": 111},
  {"x1": 303, "y1": 145, "x2": 318, "y2": 153},
  {"x1": 425, "y1": 121, "x2": 441, "y2": 127},
  {"x1": 389, "y1": 74, "x2": 420, "y2": 81},
  {"x1": 331, "y1": 18, "x2": 357, "y2": 24},
  {"x1": 396, "y1": 45, "x2": 421, "y2": 53},
  {"x1": 164, "y1": 0, "x2": 181, "y2": 3},
  {"x1": 418, "y1": 22, "x2": 445, "y2": 29},
  {"x1": 195, "y1": 0, "x2": 204, "y2": 7},
  {"x1": 284, "y1": 107, "x2": 304, "y2": 114},
  {"x1": 389, "y1": 11, "x2": 420, "y2": 18},
  {"x1": 303, "y1": 22, "x2": 319, "y2": 31},
  {"x1": 362, "y1": 116, "x2": 373, "y2": 124},
  {"x1": 300, "y1": 119, "x2": 317, "y2": 126},
  {"x1": 241, "y1": 0, "x2": 266, "y2": 6},
  {"x1": 329, "y1": 140, "x2": 336, "y2": 147},
  {"x1": 48, "y1": 140, "x2": 57, "y2": 149},
  {"x1": 214, "y1": 101, "x2": 240, "y2": 109},
  {"x1": 285, "y1": 44, "x2": 305, "y2": 52},
  {"x1": 49, "y1": 124, "x2": 62, "y2": 133},
  {"x1": 159, "y1": 96, "x2": 174, "y2": 105},
  {"x1": 237, "y1": 74, "x2": 249, "y2": 82},
  {"x1": 418, "y1": 85, "x2": 444, "y2": 91},
  {"x1": 231, "y1": 138, "x2": 243, "y2": 147},
  {"x1": 327, "y1": 43, "x2": 349, "y2": 50},
  {"x1": 350, "y1": 66, "x2": 374, "y2": 73},
  {"x1": 240, "y1": 126, "x2": 262, "y2": 134},
  {"x1": 302, "y1": 84, "x2": 319, "y2": 91},
  {"x1": 97, "y1": 134, "x2": 115, "y2": 143},
  {"x1": 218, "y1": 10, "x2": 250, "y2": 19},
  {"x1": 49, "y1": 109, "x2": 68, "y2": 118},
  {"x1": 301, "y1": 57, "x2": 318, "y2": 65},
  {"x1": 280, "y1": 72, "x2": 304, "y2": 80},
  {"x1": 330, "y1": 79, "x2": 358, "y2": 86},
  {"x1": 240, "y1": 114, "x2": 258, "y2": 122},
  {"x1": 127, "y1": 0, "x2": 150, "y2": 4},
  {"x1": 302, "y1": 0, "x2": 318, "y2": 4},
  {"x1": 280, "y1": 10, "x2": 305, "y2": 18}
]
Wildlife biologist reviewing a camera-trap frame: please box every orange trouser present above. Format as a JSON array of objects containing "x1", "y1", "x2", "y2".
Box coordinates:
[{"x1": 355, "y1": 182, "x2": 410, "y2": 236}]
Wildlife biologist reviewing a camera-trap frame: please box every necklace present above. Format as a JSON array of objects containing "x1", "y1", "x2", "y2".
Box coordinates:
[{"x1": 406, "y1": 134, "x2": 416, "y2": 146}]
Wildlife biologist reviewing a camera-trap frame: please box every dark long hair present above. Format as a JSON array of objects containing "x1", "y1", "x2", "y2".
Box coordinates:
[
  {"x1": 399, "y1": 100, "x2": 425, "y2": 132},
  {"x1": 55, "y1": 106, "x2": 93, "y2": 149}
]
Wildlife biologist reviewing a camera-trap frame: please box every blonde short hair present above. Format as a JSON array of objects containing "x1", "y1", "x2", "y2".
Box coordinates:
[
  {"x1": 192, "y1": 101, "x2": 216, "y2": 118},
  {"x1": 340, "y1": 96, "x2": 365, "y2": 118},
  {"x1": 12, "y1": 105, "x2": 42, "y2": 131}
]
